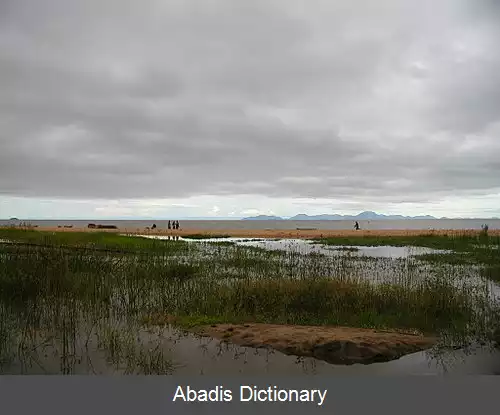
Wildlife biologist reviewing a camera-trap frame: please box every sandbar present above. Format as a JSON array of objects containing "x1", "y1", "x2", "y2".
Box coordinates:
[{"x1": 194, "y1": 323, "x2": 436, "y2": 365}]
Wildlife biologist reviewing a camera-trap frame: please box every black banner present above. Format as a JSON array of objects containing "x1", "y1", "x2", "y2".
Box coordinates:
[{"x1": 0, "y1": 376, "x2": 496, "y2": 414}]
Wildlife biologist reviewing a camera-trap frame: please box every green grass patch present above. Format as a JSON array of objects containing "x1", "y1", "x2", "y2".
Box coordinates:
[
  {"x1": 314, "y1": 233, "x2": 500, "y2": 251},
  {"x1": 413, "y1": 252, "x2": 475, "y2": 266},
  {"x1": 165, "y1": 277, "x2": 485, "y2": 335},
  {"x1": 0, "y1": 228, "x2": 190, "y2": 254}
]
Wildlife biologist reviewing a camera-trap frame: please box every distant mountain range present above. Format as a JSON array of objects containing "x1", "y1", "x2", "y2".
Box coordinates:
[
  {"x1": 242, "y1": 215, "x2": 285, "y2": 221},
  {"x1": 242, "y1": 211, "x2": 439, "y2": 220}
]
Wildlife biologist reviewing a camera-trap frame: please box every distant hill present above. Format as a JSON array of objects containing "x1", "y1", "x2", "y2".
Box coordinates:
[
  {"x1": 241, "y1": 215, "x2": 284, "y2": 221},
  {"x1": 291, "y1": 213, "x2": 344, "y2": 220},
  {"x1": 242, "y1": 211, "x2": 438, "y2": 220}
]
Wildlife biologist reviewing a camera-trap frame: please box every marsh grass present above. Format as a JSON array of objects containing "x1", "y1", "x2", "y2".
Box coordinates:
[
  {"x1": 332, "y1": 246, "x2": 360, "y2": 252},
  {"x1": 0, "y1": 228, "x2": 192, "y2": 254},
  {"x1": 0, "y1": 229, "x2": 499, "y2": 373},
  {"x1": 167, "y1": 276, "x2": 483, "y2": 334},
  {"x1": 315, "y1": 233, "x2": 500, "y2": 251},
  {"x1": 96, "y1": 325, "x2": 174, "y2": 374},
  {"x1": 316, "y1": 233, "x2": 500, "y2": 283}
]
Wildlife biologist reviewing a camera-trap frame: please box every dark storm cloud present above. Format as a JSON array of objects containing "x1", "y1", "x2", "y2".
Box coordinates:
[{"x1": 1, "y1": 0, "x2": 500, "y2": 203}]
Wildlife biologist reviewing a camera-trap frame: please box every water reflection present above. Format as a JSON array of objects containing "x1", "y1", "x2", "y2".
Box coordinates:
[
  {"x1": 139, "y1": 235, "x2": 500, "y2": 296},
  {"x1": 3, "y1": 324, "x2": 500, "y2": 375},
  {"x1": 156, "y1": 326, "x2": 500, "y2": 375},
  {"x1": 139, "y1": 236, "x2": 450, "y2": 259}
]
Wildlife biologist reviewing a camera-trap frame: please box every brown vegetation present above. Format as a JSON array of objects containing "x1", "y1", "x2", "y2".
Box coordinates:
[{"x1": 195, "y1": 323, "x2": 436, "y2": 365}]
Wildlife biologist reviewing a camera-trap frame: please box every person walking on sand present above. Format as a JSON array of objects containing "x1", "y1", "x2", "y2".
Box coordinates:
[
  {"x1": 167, "y1": 220, "x2": 171, "y2": 230},
  {"x1": 354, "y1": 221, "x2": 360, "y2": 231},
  {"x1": 176, "y1": 220, "x2": 180, "y2": 230}
]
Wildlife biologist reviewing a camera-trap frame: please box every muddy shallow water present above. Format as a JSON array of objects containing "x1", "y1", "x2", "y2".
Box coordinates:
[
  {"x1": 161, "y1": 327, "x2": 500, "y2": 375},
  {"x1": 3, "y1": 325, "x2": 500, "y2": 375},
  {"x1": 139, "y1": 236, "x2": 449, "y2": 259},
  {"x1": 138, "y1": 235, "x2": 500, "y2": 298}
]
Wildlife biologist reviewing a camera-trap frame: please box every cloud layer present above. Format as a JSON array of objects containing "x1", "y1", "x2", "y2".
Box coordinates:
[{"x1": 1, "y1": 0, "x2": 500, "y2": 217}]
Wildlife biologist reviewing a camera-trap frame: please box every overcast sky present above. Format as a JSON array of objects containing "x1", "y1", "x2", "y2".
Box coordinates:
[{"x1": 1, "y1": 0, "x2": 499, "y2": 219}]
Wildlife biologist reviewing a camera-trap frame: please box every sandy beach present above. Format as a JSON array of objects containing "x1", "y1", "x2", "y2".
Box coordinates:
[{"x1": 20, "y1": 226, "x2": 500, "y2": 238}]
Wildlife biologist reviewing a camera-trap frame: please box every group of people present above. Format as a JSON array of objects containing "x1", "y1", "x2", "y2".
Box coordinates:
[
  {"x1": 146, "y1": 221, "x2": 180, "y2": 231},
  {"x1": 168, "y1": 220, "x2": 180, "y2": 230}
]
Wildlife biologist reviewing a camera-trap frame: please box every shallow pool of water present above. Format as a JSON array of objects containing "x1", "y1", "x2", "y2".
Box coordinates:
[
  {"x1": 152, "y1": 327, "x2": 500, "y2": 375},
  {"x1": 323, "y1": 244, "x2": 452, "y2": 258},
  {"x1": 3, "y1": 325, "x2": 499, "y2": 375},
  {"x1": 138, "y1": 236, "x2": 449, "y2": 259}
]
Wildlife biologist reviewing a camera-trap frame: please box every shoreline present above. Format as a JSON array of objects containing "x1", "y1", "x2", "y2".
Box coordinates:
[{"x1": 6, "y1": 226, "x2": 500, "y2": 239}]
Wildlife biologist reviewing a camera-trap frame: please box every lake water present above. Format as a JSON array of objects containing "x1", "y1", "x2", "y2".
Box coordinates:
[{"x1": 1, "y1": 218, "x2": 500, "y2": 230}]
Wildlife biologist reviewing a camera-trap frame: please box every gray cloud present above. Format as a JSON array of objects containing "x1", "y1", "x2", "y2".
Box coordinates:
[{"x1": 1, "y1": 0, "x2": 500, "y2": 206}]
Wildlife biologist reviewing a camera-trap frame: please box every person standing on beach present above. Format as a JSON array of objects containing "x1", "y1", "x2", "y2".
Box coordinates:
[
  {"x1": 168, "y1": 220, "x2": 171, "y2": 230},
  {"x1": 354, "y1": 221, "x2": 360, "y2": 230},
  {"x1": 176, "y1": 220, "x2": 180, "y2": 230}
]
